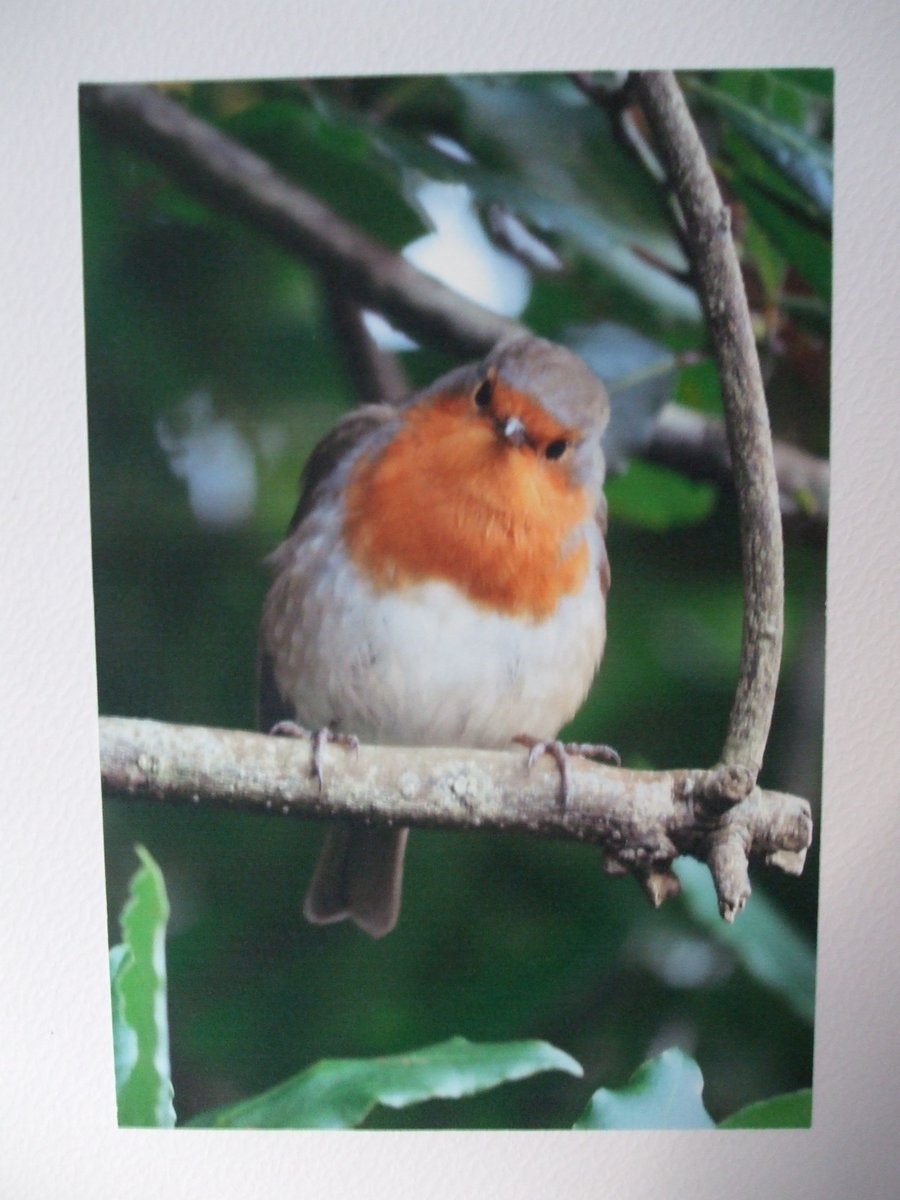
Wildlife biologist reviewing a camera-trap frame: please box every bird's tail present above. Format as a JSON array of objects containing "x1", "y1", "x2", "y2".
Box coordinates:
[{"x1": 304, "y1": 823, "x2": 409, "y2": 939}]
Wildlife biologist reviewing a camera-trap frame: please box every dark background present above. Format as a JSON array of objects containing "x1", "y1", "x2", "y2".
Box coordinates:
[{"x1": 82, "y1": 69, "x2": 829, "y2": 1127}]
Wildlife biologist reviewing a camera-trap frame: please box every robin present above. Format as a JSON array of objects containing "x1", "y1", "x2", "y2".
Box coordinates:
[{"x1": 257, "y1": 335, "x2": 615, "y2": 938}]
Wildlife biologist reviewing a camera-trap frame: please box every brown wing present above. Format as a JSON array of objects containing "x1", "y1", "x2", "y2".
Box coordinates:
[
  {"x1": 596, "y1": 491, "x2": 611, "y2": 599},
  {"x1": 257, "y1": 403, "x2": 399, "y2": 731},
  {"x1": 287, "y1": 403, "x2": 398, "y2": 533}
]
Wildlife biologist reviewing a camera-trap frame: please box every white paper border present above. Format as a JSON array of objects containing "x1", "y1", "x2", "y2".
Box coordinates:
[{"x1": 3, "y1": 1, "x2": 900, "y2": 1195}]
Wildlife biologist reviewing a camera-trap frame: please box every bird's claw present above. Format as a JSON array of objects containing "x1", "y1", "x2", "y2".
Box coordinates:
[
  {"x1": 514, "y1": 735, "x2": 620, "y2": 805},
  {"x1": 269, "y1": 721, "x2": 359, "y2": 792},
  {"x1": 562, "y1": 741, "x2": 621, "y2": 767}
]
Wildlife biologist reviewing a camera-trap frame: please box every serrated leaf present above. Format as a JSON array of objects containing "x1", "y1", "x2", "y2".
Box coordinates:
[
  {"x1": 111, "y1": 845, "x2": 176, "y2": 1128},
  {"x1": 109, "y1": 943, "x2": 137, "y2": 1096},
  {"x1": 188, "y1": 1037, "x2": 582, "y2": 1129},
  {"x1": 719, "y1": 1088, "x2": 812, "y2": 1129},
  {"x1": 675, "y1": 858, "x2": 816, "y2": 1023},
  {"x1": 574, "y1": 1048, "x2": 714, "y2": 1129}
]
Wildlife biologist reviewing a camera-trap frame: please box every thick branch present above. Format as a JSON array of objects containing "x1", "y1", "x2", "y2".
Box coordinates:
[
  {"x1": 635, "y1": 73, "x2": 785, "y2": 786},
  {"x1": 100, "y1": 717, "x2": 812, "y2": 922}
]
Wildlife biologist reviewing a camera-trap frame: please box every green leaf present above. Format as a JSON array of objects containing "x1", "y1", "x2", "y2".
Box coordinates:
[
  {"x1": 224, "y1": 99, "x2": 427, "y2": 249},
  {"x1": 574, "y1": 1048, "x2": 714, "y2": 1129},
  {"x1": 337, "y1": 79, "x2": 701, "y2": 327},
  {"x1": 780, "y1": 292, "x2": 831, "y2": 339},
  {"x1": 687, "y1": 76, "x2": 832, "y2": 220},
  {"x1": 675, "y1": 858, "x2": 816, "y2": 1023},
  {"x1": 719, "y1": 1088, "x2": 812, "y2": 1129},
  {"x1": 730, "y1": 175, "x2": 831, "y2": 302},
  {"x1": 776, "y1": 69, "x2": 833, "y2": 99},
  {"x1": 676, "y1": 356, "x2": 722, "y2": 416},
  {"x1": 188, "y1": 1037, "x2": 582, "y2": 1129},
  {"x1": 110, "y1": 845, "x2": 176, "y2": 1128},
  {"x1": 721, "y1": 127, "x2": 817, "y2": 225},
  {"x1": 452, "y1": 75, "x2": 685, "y2": 268},
  {"x1": 743, "y1": 213, "x2": 788, "y2": 305},
  {"x1": 606, "y1": 459, "x2": 717, "y2": 531},
  {"x1": 109, "y1": 943, "x2": 137, "y2": 1096}
]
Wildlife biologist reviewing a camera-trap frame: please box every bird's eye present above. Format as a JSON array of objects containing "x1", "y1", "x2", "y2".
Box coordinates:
[
  {"x1": 474, "y1": 378, "x2": 493, "y2": 409},
  {"x1": 545, "y1": 439, "x2": 569, "y2": 460}
]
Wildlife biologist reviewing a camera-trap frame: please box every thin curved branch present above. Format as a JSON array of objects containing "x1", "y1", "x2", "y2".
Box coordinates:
[
  {"x1": 100, "y1": 717, "x2": 813, "y2": 922},
  {"x1": 635, "y1": 72, "x2": 785, "y2": 789}
]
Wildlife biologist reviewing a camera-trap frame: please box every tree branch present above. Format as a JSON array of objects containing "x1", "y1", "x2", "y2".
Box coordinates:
[
  {"x1": 79, "y1": 83, "x2": 519, "y2": 358},
  {"x1": 647, "y1": 402, "x2": 828, "y2": 533},
  {"x1": 322, "y1": 283, "x2": 409, "y2": 406},
  {"x1": 635, "y1": 72, "x2": 785, "y2": 790},
  {"x1": 100, "y1": 717, "x2": 812, "y2": 922},
  {"x1": 79, "y1": 83, "x2": 829, "y2": 524}
]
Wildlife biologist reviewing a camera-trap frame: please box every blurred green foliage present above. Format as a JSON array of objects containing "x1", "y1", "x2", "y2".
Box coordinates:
[{"x1": 83, "y1": 69, "x2": 829, "y2": 1128}]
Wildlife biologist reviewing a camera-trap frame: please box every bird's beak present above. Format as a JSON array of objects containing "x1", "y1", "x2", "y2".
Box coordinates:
[{"x1": 501, "y1": 415, "x2": 527, "y2": 447}]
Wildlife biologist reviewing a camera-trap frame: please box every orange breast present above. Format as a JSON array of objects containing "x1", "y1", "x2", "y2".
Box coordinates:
[{"x1": 343, "y1": 394, "x2": 591, "y2": 622}]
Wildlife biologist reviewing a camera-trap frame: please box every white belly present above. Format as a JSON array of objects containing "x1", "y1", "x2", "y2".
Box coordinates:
[{"x1": 265, "y1": 537, "x2": 605, "y2": 749}]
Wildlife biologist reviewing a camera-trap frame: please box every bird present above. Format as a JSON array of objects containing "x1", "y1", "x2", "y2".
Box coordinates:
[{"x1": 257, "y1": 334, "x2": 614, "y2": 939}]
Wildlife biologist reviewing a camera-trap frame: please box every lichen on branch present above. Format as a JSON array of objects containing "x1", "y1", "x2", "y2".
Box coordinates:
[{"x1": 100, "y1": 718, "x2": 812, "y2": 923}]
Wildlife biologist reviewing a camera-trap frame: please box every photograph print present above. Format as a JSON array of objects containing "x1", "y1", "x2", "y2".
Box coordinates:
[{"x1": 81, "y1": 68, "x2": 829, "y2": 1130}]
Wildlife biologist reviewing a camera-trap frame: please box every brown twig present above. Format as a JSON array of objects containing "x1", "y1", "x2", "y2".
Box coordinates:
[
  {"x1": 321, "y1": 283, "x2": 409, "y2": 406},
  {"x1": 635, "y1": 72, "x2": 785, "y2": 789},
  {"x1": 646, "y1": 402, "x2": 828, "y2": 532},
  {"x1": 100, "y1": 717, "x2": 812, "y2": 921},
  {"x1": 570, "y1": 72, "x2": 694, "y2": 281}
]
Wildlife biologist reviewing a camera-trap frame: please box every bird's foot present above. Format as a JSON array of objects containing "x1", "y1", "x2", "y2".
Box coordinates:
[
  {"x1": 269, "y1": 721, "x2": 359, "y2": 791},
  {"x1": 514, "y1": 735, "x2": 621, "y2": 805}
]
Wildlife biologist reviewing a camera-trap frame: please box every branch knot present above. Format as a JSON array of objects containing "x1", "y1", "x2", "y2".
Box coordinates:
[{"x1": 680, "y1": 762, "x2": 755, "y2": 815}]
